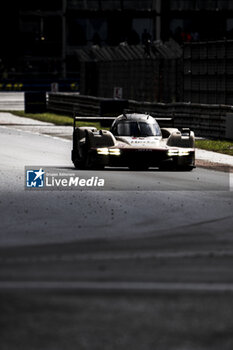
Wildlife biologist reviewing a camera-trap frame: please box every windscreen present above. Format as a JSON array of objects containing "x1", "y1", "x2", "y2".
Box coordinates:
[{"x1": 116, "y1": 121, "x2": 161, "y2": 137}]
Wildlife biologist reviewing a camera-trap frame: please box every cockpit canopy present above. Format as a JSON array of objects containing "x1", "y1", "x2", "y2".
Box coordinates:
[{"x1": 111, "y1": 114, "x2": 161, "y2": 137}]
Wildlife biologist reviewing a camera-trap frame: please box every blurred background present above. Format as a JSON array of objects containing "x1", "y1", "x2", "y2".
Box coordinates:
[{"x1": 1, "y1": 0, "x2": 233, "y2": 102}]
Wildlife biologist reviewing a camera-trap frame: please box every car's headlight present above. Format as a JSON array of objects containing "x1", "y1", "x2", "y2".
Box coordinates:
[
  {"x1": 167, "y1": 149, "x2": 179, "y2": 156},
  {"x1": 97, "y1": 148, "x2": 121, "y2": 156},
  {"x1": 97, "y1": 148, "x2": 109, "y2": 155},
  {"x1": 167, "y1": 149, "x2": 190, "y2": 157},
  {"x1": 109, "y1": 148, "x2": 121, "y2": 156},
  {"x1": 178, "y1": 150, "x2": 190, "y2": 156}
]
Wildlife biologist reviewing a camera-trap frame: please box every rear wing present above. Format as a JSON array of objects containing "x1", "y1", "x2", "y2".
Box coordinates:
[
  {"x1": 73, "y1": 112, "x2": 174, "y2": 130},
  {"x1": 122, "y1": 109, "x2": 174, "y2": 128},
  {"x1": 146, "y1": 112, "x2": 174, "y2": 127},
  {"x1": 155, "y1": 118, "x2": 174, "y2": 128}
]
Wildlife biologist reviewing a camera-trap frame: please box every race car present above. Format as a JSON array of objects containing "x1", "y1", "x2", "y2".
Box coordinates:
[{"x1": 71, "y1": 113, "x2": 195, "y2": 171}]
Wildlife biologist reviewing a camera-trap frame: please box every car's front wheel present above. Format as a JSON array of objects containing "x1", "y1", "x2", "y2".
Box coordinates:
[
  {"x1": 73, "y1": 158, "x2": 86, "y2": 170},
  {"x1": 129, "y1": 164, "x2": 149, "y2": 171}
]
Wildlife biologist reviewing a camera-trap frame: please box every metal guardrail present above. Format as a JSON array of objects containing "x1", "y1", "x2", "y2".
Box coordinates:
[
  {"x1": 129, "y1": 100, "x2": 233, "y2": 138},
  {"x1": 47, "y1": 93, "x2": 233, "y2": 139},
  {"x1": 48, "y1": 93, "x2": 100, "y2": 116}
]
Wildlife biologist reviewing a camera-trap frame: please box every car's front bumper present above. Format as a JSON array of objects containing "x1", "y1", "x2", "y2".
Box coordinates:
[{"x1": 89, "y1": 148, "x2": 195, "y2": 168}]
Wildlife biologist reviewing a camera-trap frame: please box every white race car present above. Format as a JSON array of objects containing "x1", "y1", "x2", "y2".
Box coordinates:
[{"x1": 72, "y1": 113, "x2": 195, "y2": 171}]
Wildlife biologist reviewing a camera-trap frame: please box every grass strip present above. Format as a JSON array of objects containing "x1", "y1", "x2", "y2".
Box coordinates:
[
  {"x1": 9, "y1": 111, "x2": 101, "y2": 129},
  {"x1": 196, "y1": 139, "x2": 233, "y2": 156}
]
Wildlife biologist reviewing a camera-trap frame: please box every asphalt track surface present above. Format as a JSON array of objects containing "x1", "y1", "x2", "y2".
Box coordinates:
[{"x1": 1, "y1": 121, "x2": 233, "y2": 349}]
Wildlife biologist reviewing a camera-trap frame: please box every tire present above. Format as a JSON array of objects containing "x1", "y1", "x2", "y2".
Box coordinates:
[
  {"x1": 178, "y1": 166, "x2": 195, "y2": 172},
  {"x1": 91, "y1": 165, "x2": 105, "y2": 170},
  {"x1": 73, "y1": 158, "x2": 87, "y2": 170},
  {"x1": 129, "y1": 164, "x2": 149, "y2": 171},
  {"x1": 73, "y1": 143, "x2": 88, "y2": 169},
  {"x1": 74, "y1": 155, "x2": 105, "y2": 171}
]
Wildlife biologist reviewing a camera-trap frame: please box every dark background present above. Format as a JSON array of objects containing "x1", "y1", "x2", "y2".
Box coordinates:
[{"x1": 1, "y1": 0, "x2": 233, "y2": 84}]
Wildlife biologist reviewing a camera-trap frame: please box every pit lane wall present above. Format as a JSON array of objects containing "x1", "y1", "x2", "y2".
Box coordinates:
[{"x1": 47, "y1": 93, "x2": 233, "y2": 140}]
